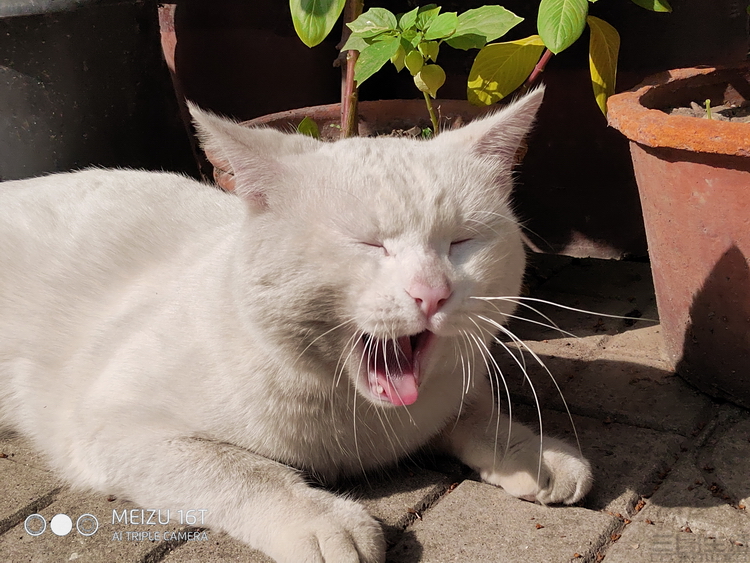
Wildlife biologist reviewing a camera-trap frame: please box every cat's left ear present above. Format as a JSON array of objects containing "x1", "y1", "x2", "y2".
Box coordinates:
[
  {"x1": 438, "y1": 87, "x2": 545, "y2": 168},
  {"x1": 188, "y1": 103, "x2": 321, "y2": 211}
]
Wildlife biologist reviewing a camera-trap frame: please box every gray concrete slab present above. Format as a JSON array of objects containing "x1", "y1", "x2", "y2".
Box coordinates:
[
  {"x1": 636, "y1": 410, "x2": 750, "y2": 544},
  {"x1": 387, "y1": 480, "x2": 620, "y2": 563},
  {"x1": 705, "y1": 407, "x2": 750, "y2": 510},
  {"x1": 0, "y1": 489, "x2": 187, "y2": 563},
  {"x1": 494, "y1": 323, "x2": 714, "y2": 436},
  {"x1": 604, "y1": 522, "x2": 750, "y2": 563},
  {"x1": 162, "y1": 531, "x2": 274, "y2": 563},
  {"x1": 510, "y1": 406, "x2": 684, "y2": 516}
]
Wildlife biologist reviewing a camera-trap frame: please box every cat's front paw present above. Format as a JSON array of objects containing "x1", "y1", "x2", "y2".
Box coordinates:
[
  {"x1": 480, "y1": 436, "x2": 593, "y2": 505},
  {"x1": 535, "y1": 437, "x2": 593, "y2": 505},
  {"x1": 262, "y1": 488, "x2": 385, "y2": 563}
]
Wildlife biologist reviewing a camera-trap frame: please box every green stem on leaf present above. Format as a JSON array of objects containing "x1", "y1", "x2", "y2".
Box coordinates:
[{"x1": 423, "y1": 92, "x2": 439, "y2": 135}]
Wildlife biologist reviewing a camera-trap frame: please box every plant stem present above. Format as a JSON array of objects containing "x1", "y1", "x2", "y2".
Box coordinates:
[
  {"x1": 340, "y1": 0, "x2": 364, "y2": 138},
  {"x1": 341, "y1": 50, "x2": 359, "y2": 138},
  {"x1": 423, "y1": 92, "x2": 439, "y2": 135},
  {"x1": 519, "y1": 48, "x2": 554, "y2": 94}
]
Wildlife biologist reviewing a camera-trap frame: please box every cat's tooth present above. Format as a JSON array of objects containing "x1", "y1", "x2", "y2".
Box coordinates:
[{"x1": 376, "y1": 385, "x2": 384, "y2": 395}]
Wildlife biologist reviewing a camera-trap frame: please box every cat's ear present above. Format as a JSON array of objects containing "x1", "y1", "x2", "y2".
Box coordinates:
[
  {"x1": 439, "y1": 87, "x2": 545, "y2": 168},
  {"x1": 188, "y1": 103, "x2": 321, "y2": 210}
]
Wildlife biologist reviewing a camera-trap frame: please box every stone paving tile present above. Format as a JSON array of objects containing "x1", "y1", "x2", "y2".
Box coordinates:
[
  {"x1": 710, "y1": 408, "x2": 750, "y2": 510},
  {"x1": 509, "y1": 406, "x2": 684, "y2": 516},
  {"x1": 635, "y1": 406, "x2": 750, "y2": 544},
  {"x1": 162, "y1": 531, "x2": 274, "y2": 563},
  {"x1": 494, "y1": 331, "x2": 714, "y2": 436},
  {"x1": 160, "y1": 464, "x2": 456, "y2": 563},
  {"x1": 595, "y1": 323, "x2": 671, "y2": 371},
  {"x1": 0, "y1": 488, "x2": 186, "y2": 563},
  {"x1": 387, "y1": 480, "x2": 620, "y2": 563},
  {"x1": 354, "y1": 465, "x2": 459, "y2": 543},
  {"x1": 603, "y1": 522, "x2": 750, "y2": 563},
  {"x1": 0, "y1": 433, "x2": 62, "y2": 535}
]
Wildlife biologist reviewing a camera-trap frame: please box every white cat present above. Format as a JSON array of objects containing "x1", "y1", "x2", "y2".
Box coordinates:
[{"x1": 0, "y1": 88, "x2": 591, "y2": 563}]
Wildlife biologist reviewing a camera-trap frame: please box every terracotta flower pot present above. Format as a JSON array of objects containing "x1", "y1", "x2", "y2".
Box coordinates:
[
  {"x1": 607, "y1": 64, "x2": 750, "y2": 408},
  {"x1": 205, "y1": 99, "x2": 490, "y2": 192}
]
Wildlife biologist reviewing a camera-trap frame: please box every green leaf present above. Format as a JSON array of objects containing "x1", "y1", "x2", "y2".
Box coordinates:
[
  {"x1": 390, "y1": 44, "x2": 406, "y2": 71},
  {"x1": 537, "y1": 0, "x2": 589, "y2": 54},
  {"x1": 405, "y1": 49, "x2": 424, "y2": 75},
  {"x1": 424, "y1": 12, "x2": 458, "y2": 40},
  {"x1": 630, "y1": 0, "x2": 672, "y2": 12},
  {"x1": 296, "y1": 116, "x2": 320, "y2": 139},
  {"x1": 399, "y1": 7, "x2": 419, "y2": 30},
  {"x1": 347, "y1": 8, "x2": 398, "y2": 37},
  {"x1": 418, "y1": 41, "x2": 440, "y2": 62},
  {"x1": 290, "y1": 0, "x2": 347, "y2": 48},
  {"x1": 403, "y1": 29, "x2": 423, "y2": 49},
  {"x1": 587, "y1": 16, "x2": 620, "y2": 115},
  {"x1": 416, "y1": 5, "x2": 441, "y2": 30},
  {"x1": 341, "y1": 33, "x2": 370, "y2": 52},
  {"x1": 354, "y1": 35, "x2": 401, "y2": 85},
  {"x1": 467, "y1": 35, "x2": 545, "y2": 106},
  {"x1": 414, "y1": 64, "x2": 446, "y2": 98},
  {"x1": 446, "y1": 6, "x2": 523, "y2": 50}
]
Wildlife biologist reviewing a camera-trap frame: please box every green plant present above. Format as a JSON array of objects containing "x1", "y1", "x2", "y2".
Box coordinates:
[
  {"x1": 289, "y1": 1, "x2": 673, "y2": 136},
  {"x1": 342, "y1": 5, "x2": 524, "y2": 132}
]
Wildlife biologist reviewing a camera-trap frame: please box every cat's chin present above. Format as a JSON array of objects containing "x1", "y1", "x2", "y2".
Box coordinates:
[{"x1": 356, "y1": 330, "x2": 437, "y2": 407}]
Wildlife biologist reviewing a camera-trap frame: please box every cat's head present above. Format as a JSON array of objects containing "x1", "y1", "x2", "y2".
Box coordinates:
[{"x1": 191, "y1": 89, "x2": 544, "y2": 408}]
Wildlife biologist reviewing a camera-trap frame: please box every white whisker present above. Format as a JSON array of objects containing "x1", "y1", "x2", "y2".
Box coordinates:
[
  {"x1": 473, "y1": 296, "x2": 657, "y2": 323},
  {"x1": 478, "y1": 315, "x2": 583, "y2": 461},
  {"x1": 466, "y1": 323, "x2": 513, "y2": 466}
]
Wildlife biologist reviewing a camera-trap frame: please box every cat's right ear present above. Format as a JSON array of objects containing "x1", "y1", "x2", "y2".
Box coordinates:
[
  {"x1": 436, "y1": 87, "x2": 545, "y2": 170},
  {"x1": 188, "y1": 103, "x2": 321, "y2": 211}
]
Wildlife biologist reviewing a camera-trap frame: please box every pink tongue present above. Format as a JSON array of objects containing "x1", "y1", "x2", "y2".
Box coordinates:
[
  {"x1": 370, "y1": 335, "x2": 420, "y2": 406},
  {"x1": 378, "y1": 371, "x2": 419, "y2": 406}
]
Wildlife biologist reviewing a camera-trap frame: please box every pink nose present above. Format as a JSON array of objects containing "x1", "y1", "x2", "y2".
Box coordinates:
[{"x1": 407, "y1": 281, "x2": 452, "y2": 318}]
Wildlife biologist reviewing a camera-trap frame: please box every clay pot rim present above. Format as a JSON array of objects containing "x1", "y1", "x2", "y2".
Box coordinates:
[{"x1": 607, "y1": 64, "x2": 750, "y2": 158}]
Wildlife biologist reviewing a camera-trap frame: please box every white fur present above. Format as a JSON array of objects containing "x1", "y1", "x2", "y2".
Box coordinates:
[{"x1": 0, "y1": 88, "x2": 591, "y2": 563}]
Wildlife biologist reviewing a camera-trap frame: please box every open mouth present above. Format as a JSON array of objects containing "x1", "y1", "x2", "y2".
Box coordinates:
[{"x1": 360, "y1": 331, "x2": 434, "y2": 406}]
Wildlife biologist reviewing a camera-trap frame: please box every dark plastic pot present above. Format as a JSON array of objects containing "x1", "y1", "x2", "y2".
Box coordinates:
[
  {"x1": 607, "y1": 64, "x2": 750, "y2": 408},
  {"x1": 0, "y1": 1, "x2": 195, "y2": 181}
]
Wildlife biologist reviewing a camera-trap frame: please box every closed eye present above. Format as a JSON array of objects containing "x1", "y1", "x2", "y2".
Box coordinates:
[
  {"x1": 360, "y1": 242, "x2": 389, "y2": 256},
  {"x1": 449, "y1": 238, "x2": 473, "y2": 257}
]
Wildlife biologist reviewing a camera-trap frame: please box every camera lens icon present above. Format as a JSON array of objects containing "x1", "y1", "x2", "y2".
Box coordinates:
[
  {"x1": 24, "y1": 514, "x2": 46, "y2": 536},
  {"x1": 76, "y1": 514, "x2": 99, "y2": 536}
]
